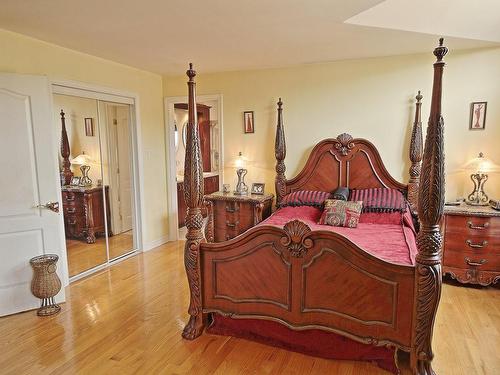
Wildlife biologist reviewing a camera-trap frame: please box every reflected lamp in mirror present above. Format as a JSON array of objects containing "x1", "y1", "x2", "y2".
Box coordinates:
[
  {"x1": 71, "y1": 153, "x2": 93, "y2": 187},
  {"x1": 463, "y1": 152, "x2": 499, "y2": 206},
  {"x1": 234, "y1": 151, "x2": 248, "y2": 195}
]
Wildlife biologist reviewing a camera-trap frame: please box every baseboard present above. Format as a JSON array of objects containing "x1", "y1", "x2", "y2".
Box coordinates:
[{"x1": 143, "y1": 235, "x2": 170, "y2": 252}]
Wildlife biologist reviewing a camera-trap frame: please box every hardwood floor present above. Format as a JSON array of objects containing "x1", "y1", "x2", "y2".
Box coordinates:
[
  {"x1": 1, "y1": 241, "x2": 499, "y2": 374},
  {"x1": 67, "y1": 230, "x2": 134, "y2": 277}
]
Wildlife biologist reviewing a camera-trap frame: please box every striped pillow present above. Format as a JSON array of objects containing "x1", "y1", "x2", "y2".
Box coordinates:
[
  {"x1": 279, "y1": 190, "x2": 332, "y2": 208},
  {"x1": 349, "y1": 188, "x2": 407, "y2": 213}
]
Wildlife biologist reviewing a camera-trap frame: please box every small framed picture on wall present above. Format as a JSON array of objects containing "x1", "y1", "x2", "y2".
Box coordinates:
[
  {"x1": 469, "y1": 102, "x2": 487, "y2": 130},
  {"x1": 243, "y1": 111, "x2": 254, "y2": 134},
  {"x1": 85, "y1": 117, "x2": 95, "y2": 136}
]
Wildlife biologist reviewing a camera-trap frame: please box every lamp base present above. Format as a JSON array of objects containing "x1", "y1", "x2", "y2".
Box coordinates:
[
  {"x1": 234, "y1": 168, "x2": 248, "y2": 195},
  {"x1": 79, "y1": 165, "x2": 92, "y2": 187},
  {"x1": 465, "y1": 200, "x2": 489, "y2": 207},
  {"x1": 467, "y1": 172, "x2": 489, "y2": 206}
]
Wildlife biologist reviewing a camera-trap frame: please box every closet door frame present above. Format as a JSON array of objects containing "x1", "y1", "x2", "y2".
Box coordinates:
[{"x1": 52, "y1": 80, "x2": 145, "y2": 282}]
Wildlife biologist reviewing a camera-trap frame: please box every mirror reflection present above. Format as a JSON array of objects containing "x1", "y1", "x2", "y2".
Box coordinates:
[
  {"x1": 99, "y1": 101, "x2": 135, "y2": 260},
  {"x1": 54, "y1": 94, "x2": 136, "y2": 278}
]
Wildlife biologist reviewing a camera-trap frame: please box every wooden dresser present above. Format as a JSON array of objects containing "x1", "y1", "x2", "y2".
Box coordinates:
[
  {"x1": 62, "y1": 185, "x2": 112, "y2": 244},
  {"x1": 205, "y1": 191, "x2": 274, "y2": 243},
  {"x1": 442, "y1": 204, "x2": 500, "y2": 286}
]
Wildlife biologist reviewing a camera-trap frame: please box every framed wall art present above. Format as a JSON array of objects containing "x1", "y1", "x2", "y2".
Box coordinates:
[
  {"x1": 469, "y1": 102, "x2": 487, "y2": 130},
  {"x1": 243, "y1": 111, "x2": 254, "y2": 134},
  {"x1": 84, "y1": 117, "x2": 95, "y2": 136}
]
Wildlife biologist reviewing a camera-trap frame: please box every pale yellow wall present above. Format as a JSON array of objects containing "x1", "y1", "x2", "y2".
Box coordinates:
[
  {"x1": 0, "y1": 29, "x2": 168, "y2": 244},
  {"x1": 164, "y1": 48, "x2": 500, "y2": 201}
]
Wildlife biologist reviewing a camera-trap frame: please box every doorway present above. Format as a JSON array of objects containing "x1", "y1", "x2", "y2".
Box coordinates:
[
  {"x1": 52, "y1": 85, "x2": 143, "y2": 280},
  {"x1": 165, "y1": 95, "x2": 223, "y2": 240}
]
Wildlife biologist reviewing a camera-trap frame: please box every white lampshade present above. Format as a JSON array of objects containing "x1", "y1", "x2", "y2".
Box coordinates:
[
  {"x1": 235, "y1": 151, "x2": 248, "y2": 169},
  {"x1": 462, "y1": 153, "x2": 499, "y2": 173},
  {"x1": 71, "y1": 153, "x2": 93, "y2": 166}
]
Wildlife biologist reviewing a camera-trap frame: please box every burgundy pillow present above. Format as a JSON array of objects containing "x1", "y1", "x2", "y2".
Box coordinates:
[
  {"x1": 349, "y1": 188, "x2": 406, "y2": 213},
  {"x1": 279, "y1": 190, "x2": 332, "y2": 208}
]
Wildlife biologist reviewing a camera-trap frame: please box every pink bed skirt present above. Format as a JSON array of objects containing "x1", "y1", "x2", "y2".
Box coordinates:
[{"x1": 207, "y1": 314, "x2": 398, "y2": 374}]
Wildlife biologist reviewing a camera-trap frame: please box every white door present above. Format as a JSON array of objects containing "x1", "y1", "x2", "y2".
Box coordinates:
[
  {"x1": 115, "y1": 105, "x2": 133, "y2": 232},
  {"x1": 0, "y1": 73, "x2": 67, "y2": 316}
]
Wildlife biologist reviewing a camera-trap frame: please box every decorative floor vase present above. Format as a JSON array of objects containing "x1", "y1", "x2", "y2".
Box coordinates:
[{"x1": 29, "y1": 254, "x2": 62, "y2": 316}]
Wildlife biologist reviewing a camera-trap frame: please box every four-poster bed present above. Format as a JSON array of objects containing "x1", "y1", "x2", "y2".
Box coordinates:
[{"x1": 181, "y1": 39, "x2": 448, "y2": 375}]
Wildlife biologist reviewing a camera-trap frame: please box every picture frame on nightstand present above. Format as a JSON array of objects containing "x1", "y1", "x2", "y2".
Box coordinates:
[{"x1": 251, "y1": 183, "x2": 265, "y2": 195}]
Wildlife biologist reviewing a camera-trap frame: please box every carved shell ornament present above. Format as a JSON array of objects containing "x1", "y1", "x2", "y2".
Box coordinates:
[
  {"x1": 280, "y1": 220, "x2": 313, "y2": 258},
  {"x1": 334, "y1": 133, "x2": 355, "y2": 156}
]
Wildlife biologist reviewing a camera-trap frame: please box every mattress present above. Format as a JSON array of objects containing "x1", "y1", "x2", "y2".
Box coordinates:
[{"x1": 259, "y1": 205, "x2": 417, "y2": 265}]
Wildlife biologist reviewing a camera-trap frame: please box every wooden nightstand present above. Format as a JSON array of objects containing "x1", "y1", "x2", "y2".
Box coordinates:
[
  {"x1": 204, "y1": 191, "x2": 274, "y2": 243},
  {"x1": 443, "y1": 203, "x2": 500, "y2": 286}
]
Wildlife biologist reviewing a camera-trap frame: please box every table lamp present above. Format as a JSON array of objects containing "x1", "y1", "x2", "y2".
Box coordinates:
[
  {"x1": 234, "y1": 151, "x2": 248, "y2": 195},
  {"x1": 71, "y1": 152, "x2": 93, "y2": 186},
  {"x1": 463, "y1": 152, "x2": 498, "y2": 206}
]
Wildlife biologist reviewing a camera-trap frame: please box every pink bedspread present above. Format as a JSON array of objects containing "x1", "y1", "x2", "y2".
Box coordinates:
[{"x1": 260, "y1": 206, "x2": 417, "y2": 265}]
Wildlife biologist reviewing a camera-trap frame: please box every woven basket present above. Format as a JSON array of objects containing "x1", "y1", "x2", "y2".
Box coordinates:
[{"x1": 30, "y1": 254, "x2": 62, "y2": 316}]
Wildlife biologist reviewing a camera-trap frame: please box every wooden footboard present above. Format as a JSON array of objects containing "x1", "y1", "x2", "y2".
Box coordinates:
[{"x1": 201, "y1": 220, "x2": 415, "y2": 350}]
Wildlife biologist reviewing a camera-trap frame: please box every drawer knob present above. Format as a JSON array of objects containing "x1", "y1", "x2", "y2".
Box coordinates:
[
  {"x1": 467, "y1": 221, "x2": 489, "y2": 230},
  {"x1": 466, "y1": 239, "x2": 488, "y2": 249},
  {"x1": 67, "y1": 207, "x2": 76, "y2": 214},
  {"x1": 226, "y1": 221, "x2": 239, "y2": 228},
  {"x1": 465, "y1": 257, "x2": 487, "y2": 267},
  {"x1": 225, "y1": 205, "x2": 239, "y2": 213},
  {"x1": 67, "y1": 218, "x2": 76, "y2": 225}
]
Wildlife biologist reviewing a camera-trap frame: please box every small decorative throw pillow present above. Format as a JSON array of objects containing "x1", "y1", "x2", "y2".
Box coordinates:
[
  {"x1": 332, "y1": 186, "x2": 349, "y2": 201},
  {"x1": 349, "y1": 188, "x2": 407, "y2": 213},
  {"x1": 279, "y1": 190, "x2": 332, "y2": 208},
  {"x1": 319, "y1": 199, "x2": 363, "y2": 228}
]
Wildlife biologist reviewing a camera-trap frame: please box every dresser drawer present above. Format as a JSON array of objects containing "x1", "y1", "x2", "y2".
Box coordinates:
[
  {"x1": 62, "y1": 191, "x2": 78, "y2": 203},
  {"x1": 444, "y1": 248, "x2": 500, "y2": 272},
  {"x1": 445, "y1": 234, "x2": 499, "y2": 254},
  {"x1": 445, "y1": 215, "x2": 500, "y2": 236}
]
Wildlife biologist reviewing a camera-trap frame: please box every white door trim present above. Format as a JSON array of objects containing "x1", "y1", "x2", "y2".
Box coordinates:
[
  {"x1": 164, "y1": 94, "x2": 224, "y2": 241},
  {"x1": 51, "y1": 79, "x2": 146, "y2": 280}
]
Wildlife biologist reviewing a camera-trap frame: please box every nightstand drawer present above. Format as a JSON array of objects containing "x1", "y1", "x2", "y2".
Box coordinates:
[
  {"x1": 445, "y1": 235, "x2": 500, "y2": 254},
  {"x1": 445, "y1": 215, "x2": 500, "y2": 236},
  {"x1": 444, "y1": 248, "x2": 500, "y2": 272}
]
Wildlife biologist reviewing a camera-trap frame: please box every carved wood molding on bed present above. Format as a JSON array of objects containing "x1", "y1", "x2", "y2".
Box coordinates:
[{"x1": 181, "y1": 39, "x2": 447, "y2": 375}]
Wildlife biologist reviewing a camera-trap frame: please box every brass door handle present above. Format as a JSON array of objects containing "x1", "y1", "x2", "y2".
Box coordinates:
[
  {"x1": 466, "y1": 240, "x2": 488, "y2": 249},
  {"x1": 465, "y1": 257, "x2": 487, "y2": 267},
  {"x1": 467, "y1": 221, "x2": 489, "y2": 230},
  {"x1": 33, "y1": 201, "x2": 59, "y2": 213}
]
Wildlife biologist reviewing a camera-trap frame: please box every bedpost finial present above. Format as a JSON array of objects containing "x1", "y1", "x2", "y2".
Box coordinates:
[
  {"x1": 416, "y1": 90, "x2": 423, "y2": 103},
  {"x1": 277, "y1": 97, "x2": 283, "y2": 109},
  {"x1": 433, "y1": 38, "x2": 448, "y2": 62},
  {"x1": 186, "y1": 63, "x2": 196, "y2": 81},
  {"x1": 60, "y1": 109, "x2": 65, "y2": 119}
]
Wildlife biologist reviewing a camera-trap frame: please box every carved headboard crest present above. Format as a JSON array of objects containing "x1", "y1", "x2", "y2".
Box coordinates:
[{"x1": 333, "y1": 133, "x2": 355, "y2": 156}]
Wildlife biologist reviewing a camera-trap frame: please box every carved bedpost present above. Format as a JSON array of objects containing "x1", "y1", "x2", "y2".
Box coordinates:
[
  {"x1": 275, "y1": 98, "x2": 287, "y2": 207},
  {"x1": 182, "y1": 63, "x2": 205, "y2": 340},
  {"x1": 60, "y1": 110, "x2": 73, "y2": 186},
  {"x1": 408, "y1": 91, "x2": 423, "y2": 213},
  {"x1": 411, "y1": 39, "x2": 447, "y2": 375}
]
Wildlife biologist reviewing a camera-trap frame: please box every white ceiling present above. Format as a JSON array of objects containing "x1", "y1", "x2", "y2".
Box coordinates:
[{"x1": 0, "y1": 0, "x2": 498, "y2": 75}]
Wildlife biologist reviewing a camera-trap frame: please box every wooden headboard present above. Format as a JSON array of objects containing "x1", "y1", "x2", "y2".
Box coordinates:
[
  {"x1": 285, "y1": 133, "x2": 406, "y2": 194},
  {"x1": 274, "y1": 96, "x2": 423, "y2": 208}
]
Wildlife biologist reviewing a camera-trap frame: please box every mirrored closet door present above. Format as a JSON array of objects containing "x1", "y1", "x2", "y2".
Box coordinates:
[{"x1": 54, "y1": 94, "x2": 137, "y2": 278}]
